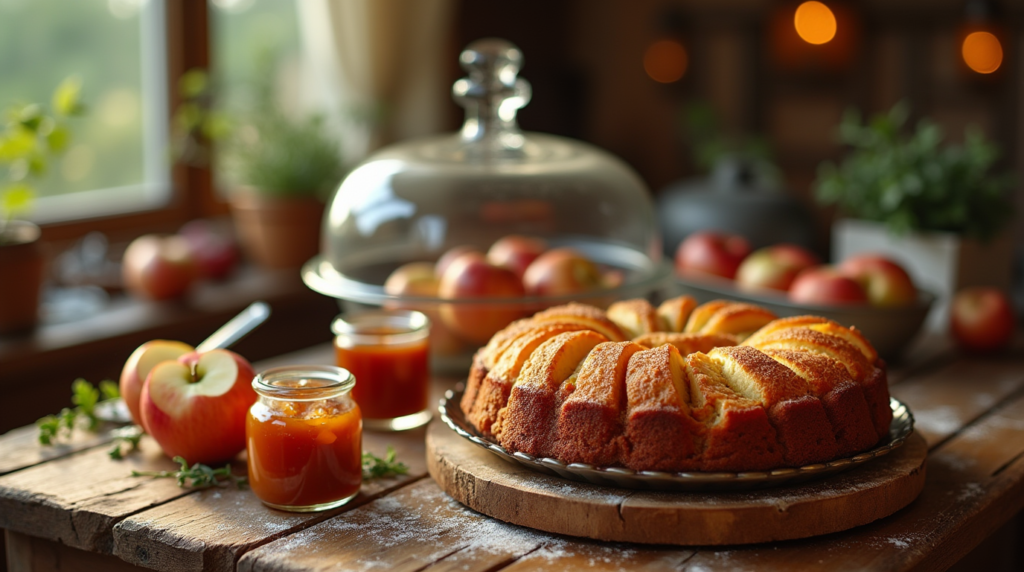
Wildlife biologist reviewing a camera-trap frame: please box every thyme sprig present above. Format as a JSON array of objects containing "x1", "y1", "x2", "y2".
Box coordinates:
[
  {"x1": 131, "y1": 456, "x2": 247, "y2": 489},
  {"x1": 362, "y1": 446, "x2": 409, "y2": 480},
  {"x1": 37, "y1": 379, "x2": 120, "y2": 445},
  {"x1": 107, "y1": 425, "x2": 145, "y2": 460}
]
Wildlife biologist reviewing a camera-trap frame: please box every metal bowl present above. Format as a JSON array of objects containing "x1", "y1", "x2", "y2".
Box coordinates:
[{"x1": 673, "y1": 276, "x2": 935, "y2": 360}]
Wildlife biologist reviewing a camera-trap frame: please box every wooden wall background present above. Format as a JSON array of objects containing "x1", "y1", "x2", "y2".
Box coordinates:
[{"x1": 454, "y1": 0, "x2": 1023, "y2": 255}]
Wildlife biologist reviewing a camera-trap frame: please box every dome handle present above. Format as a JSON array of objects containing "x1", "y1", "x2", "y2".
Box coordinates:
[{"x1": 452, "y1": 38, "x2": 532, "y2": 156}]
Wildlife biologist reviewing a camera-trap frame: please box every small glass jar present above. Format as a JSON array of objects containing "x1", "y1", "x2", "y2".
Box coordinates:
[
  {"x1": 246, "y1": 366, "x2": 362, "y2": 512},
  {"x1": 332, "y1": 310, "x2": 432, "y2": 431}
]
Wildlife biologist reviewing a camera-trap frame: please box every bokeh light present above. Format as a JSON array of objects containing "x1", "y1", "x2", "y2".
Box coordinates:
[
  {"x1": 794, "y1": 1, "x2": 837, "y2": 45},
  {"x1": 962, "y1": 31, "x2": 1002, "y2": 74},
  {"x1": 644, "y1": 39, "x2": 688, "y2": 84}
]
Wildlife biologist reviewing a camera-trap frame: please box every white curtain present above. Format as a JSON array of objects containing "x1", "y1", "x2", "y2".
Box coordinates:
[{"x1": 297, "y1": 0, "x2": 456, "y2": 164}]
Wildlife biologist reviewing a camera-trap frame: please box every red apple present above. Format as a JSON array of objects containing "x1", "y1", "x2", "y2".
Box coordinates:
[
  {"x1": 178, "y1": 219, "x2": 240, "y2": 281},
  {"x1": 119, "y1": 340, "x2": 195, "y2": 426},
  {"x1": 674, "y1": 231, "x2": 752, "y2": 280},
  {"x1": 523, "y1": 247, "x2": 604, "y2": 296},
  {"x1": 383, "y1": 261, "x2": 465, "y2": 354},
  {"x1": 384, "y1": 262, "x2": 440, "y2": 298},
  {"x1": 122, "y1": 234, "x2": 198, "y2": 300},
  {"x1": 435, "y1": 245, "x2": 481, "y2": 279},
  {"x1": 838, "y1": 254, "x2": 917, "y2": 307},
  {"x1": 950, "y1": 287, "x2": 1015, "y2": 352},
  {"x1": 487, "y1": 235, "x2": 547, "y2": 279},
  {"x1": 438, "y1": 252, "x2": 526, "y2": 344},
  {"x1": 140, "y1": 349, "x2": 257, "y2": 464},
  {"x1": 735, "y1": 244, "x2": 820, "y2": 292},
  {"x1": 789, "y1": 267, "x2": 868, "y2": 305}
]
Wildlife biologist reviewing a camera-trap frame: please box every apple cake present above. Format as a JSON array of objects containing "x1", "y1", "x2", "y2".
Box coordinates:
[{"x1": 460, "y1": 297, "x2": 892, "y2": 472}]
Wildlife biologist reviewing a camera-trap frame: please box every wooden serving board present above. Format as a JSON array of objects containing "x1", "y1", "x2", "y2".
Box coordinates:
[{"x1": 426, "y1": 421, "x2": 928, "y2": 546}]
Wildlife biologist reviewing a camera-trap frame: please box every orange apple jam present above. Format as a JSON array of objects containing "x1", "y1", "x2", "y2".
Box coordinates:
[
  {"x1": 332, "y1": 310, "x2": 432, "y2": 431},
  {"x1": 246, "y1": 366, "x2": 361, "y2": 512}
]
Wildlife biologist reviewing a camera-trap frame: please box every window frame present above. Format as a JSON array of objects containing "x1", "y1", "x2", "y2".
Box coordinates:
[{"x1": 38, "y1": 0, "x2": 224, "y2": 245}]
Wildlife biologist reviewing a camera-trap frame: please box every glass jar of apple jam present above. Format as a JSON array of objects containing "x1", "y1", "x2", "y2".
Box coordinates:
[{"x1": 246, "y1": 366, "x2": 361, "y2": 512}]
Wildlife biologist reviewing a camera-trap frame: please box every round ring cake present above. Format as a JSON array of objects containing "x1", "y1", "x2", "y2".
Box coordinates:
[{"x1": 459, "y1": 296, "x2": 892, "y2": 473}]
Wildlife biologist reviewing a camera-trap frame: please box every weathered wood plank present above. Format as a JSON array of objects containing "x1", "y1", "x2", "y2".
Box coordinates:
[
  {"x1": 500, "y1": 542, "x2": 694, "y2": 571},
  {"x1": 0, "y1": 436, "x2": 209, "y2": 553},
  {"x1": 678, "y1": 388, "x2": 1024, "y2": 571},
  {"x1": 238, "y1": 479, "x2": 550, "y2": 572},
  {"x1": 890, "y1": 357, "x2": 1024, "y2": 447},
  {"x1": 0, "y1": 424, "x2": 120, "y2": 477},
  {"x1": 5, "y1": 530, "x2": 148, "y2": 572},
  {"x1": 111, "y1": 429, "x2": 429, "y2": 572}
]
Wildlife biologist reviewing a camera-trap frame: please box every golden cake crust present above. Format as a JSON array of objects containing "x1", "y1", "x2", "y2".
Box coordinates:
[{"x1": 461, "y1": 297, "x2": 891, "y2": 473}]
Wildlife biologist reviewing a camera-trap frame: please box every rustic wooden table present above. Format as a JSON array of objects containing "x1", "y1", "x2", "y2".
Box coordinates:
[{"x1": 3, "y1": 337, "x2": 1024, "y2": 572}]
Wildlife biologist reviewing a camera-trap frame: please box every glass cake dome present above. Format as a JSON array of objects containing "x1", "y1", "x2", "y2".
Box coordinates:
[{"x1": 303, "y1": 38, "x2": 670, "y2": 368}]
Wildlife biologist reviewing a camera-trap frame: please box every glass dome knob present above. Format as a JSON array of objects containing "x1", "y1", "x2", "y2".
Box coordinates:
[{"x1": 452, "y1": 38, "x2": 532, "y2": 156}]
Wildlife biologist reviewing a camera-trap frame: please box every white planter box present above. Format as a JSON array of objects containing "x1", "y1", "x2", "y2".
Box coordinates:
[{"x1": 832, "y1": 218, "x2": 1013, "y2": 331}]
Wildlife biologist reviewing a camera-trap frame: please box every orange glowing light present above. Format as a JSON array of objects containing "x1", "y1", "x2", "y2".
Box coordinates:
[
  {"x1": 644, "y1": 39, "x2": 688, "y2": 84},
  {"x1": 794, "y1": 1, "x2": 837, "y2": 45},
  {"x1": 962, "y1": 31, "x2": 1003, "y2": 74}
]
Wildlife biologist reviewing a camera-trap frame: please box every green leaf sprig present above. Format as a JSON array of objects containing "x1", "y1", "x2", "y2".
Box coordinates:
[
  {"x1": 362, "y1": 446, "x2": 409, "y2": 480},
  {"x1": 107, "y1": 425, "x2": 145, "y2": 460},
  {"x1": 131, "y1": 456, "x2": 247, "y2": 489},
  {"x1": 37, "y1": 379, "x2": 120, "y2": 445}
]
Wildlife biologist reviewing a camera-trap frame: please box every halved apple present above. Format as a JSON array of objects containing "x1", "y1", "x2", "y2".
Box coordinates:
[
  {"x1": 120, "y1": 340, "x2": 195, "y2": 425},
  {"x1": 140, "y1": 349, "x2": 257, "y2": 464}
]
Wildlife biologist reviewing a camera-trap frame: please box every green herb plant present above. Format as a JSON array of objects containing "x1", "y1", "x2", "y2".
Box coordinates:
[
  {"x1": 815, "y1": 102, "x2": 1013, "y2": 241},
  {"x1": 132, "y1": 456, "x2": 248, "y2": 489},
  {"x1": 0, "y1": 77, "x2": 85, "y2": 243},
  {"x1": 362, "y1": 446, "x2": 409, "y2": 480},
  {"x1": 36, "y1": 378, "x2": 120, "y2": 445},
  {"x1": 172, "y1": 65, "x2": 346, "y2": 201}
]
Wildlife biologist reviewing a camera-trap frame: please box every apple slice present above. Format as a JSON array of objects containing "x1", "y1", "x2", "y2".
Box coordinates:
[
  {"x1": 140, "y1": 349, "x2": 257, "y2": 464},
  {"x1": 120, "y1": 340, "x2": 195, "y2": 425}
]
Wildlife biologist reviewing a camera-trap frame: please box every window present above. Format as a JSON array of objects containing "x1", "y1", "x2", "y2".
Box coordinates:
[{"x1": 0, "y1": 0, "x2": 170, "y2": 224}]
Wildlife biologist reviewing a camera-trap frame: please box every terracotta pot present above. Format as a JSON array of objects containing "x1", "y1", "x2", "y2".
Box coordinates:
[
  {"x1": 0, "y1": 221, "x2": 45, "y2": 335},
  {"x1": 229, "y1": 191, "x2": 325, "y2": 270}
]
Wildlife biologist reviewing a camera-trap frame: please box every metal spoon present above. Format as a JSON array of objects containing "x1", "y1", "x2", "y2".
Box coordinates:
[
  {"x1": 98, "y1": 301, "x2": 272, "y2": 423},
  {"x1": 196, "y1": 301, "x2": 272, "y2": 352}
]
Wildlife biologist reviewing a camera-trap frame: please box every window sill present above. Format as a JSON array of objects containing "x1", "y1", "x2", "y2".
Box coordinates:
[{"x1": 0, "y1": 265, "x2": 338, "y2": 434}]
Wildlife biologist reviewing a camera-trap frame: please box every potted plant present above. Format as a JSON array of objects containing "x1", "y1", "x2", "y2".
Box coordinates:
[
  {"x1": 0, "y1": 77, "x2": 84, "y2": 334},
  {"x1": 815, "y1": 102, "x2": 1014, "y2": 328},
  {"x1": 173, "y1": 69, "x2": 346, "y2": 270}
]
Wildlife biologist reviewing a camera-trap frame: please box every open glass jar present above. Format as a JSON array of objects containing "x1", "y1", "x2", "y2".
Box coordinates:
[
  {"x1": 303, "y1": 38, "x2": 670, "y2": 371},
  {"x1": 246, "y1": 366, "x2": 361, "y2": 512}
]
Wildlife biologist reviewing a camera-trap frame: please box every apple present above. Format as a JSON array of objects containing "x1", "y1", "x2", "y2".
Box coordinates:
[
  {"x1": 384, "y1": 262, "x2": 440, "y2": 298},
  {"x1": 523, "y1": 247, "x2": 604, "y2": 296},
  {"x1": 674, "y1": 231, "x2": 752, "y2": 280},
  {"x1": 487, "y1": 235, "x2": 547, "y2": 279},
  {"x1": 383, "y1": 261, "x2": 465, "y2": 354},
  {"x1": 120, "y1": 340, "x2": 196, "y2": 426},
  {"x1": 140, "y1": 349, "x2": 257, "y2": 464},
  {"x1": 789, "y1": 267, "x2": 868, "y2": 305},
  {"x1": 735, "y1": 244, "x2": 821, "y2": 292},
  {"x1": 439, "y1": 252, "x2": 527, "y2": 344},
  {"x1": 178, "y1": 219, "x2": 239, "y2": 281},
  {"x1": 951, "y1": 287, "x2": 1015, "y2": 352},
  {"x1": 122, "y1": 234, "x2": 198, "y2": 300},
  {"x1": 435, "y1": 245, "x2": 481, "y2": 279},
  {"x1": 838, "y1": 254, "x2": 917, "y2": 307}
]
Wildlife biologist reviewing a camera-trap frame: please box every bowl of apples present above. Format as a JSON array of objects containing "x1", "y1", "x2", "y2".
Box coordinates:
[
  {"x1": 303, "y1": 234, "x2": 673, "y2": 372},
  {"x1": 672, "y1": 231, "x2": 935, "y2": 360}
]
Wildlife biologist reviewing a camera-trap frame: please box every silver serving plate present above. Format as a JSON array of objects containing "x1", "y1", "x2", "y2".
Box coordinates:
[{"x1": 439, "y1": 387, "x2": 915, "y2": 491}]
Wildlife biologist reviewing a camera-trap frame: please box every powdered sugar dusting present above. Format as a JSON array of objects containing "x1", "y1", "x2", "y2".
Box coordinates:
[{"x1": 913, "y1": 406, "x2": 962, "y2": 437}]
